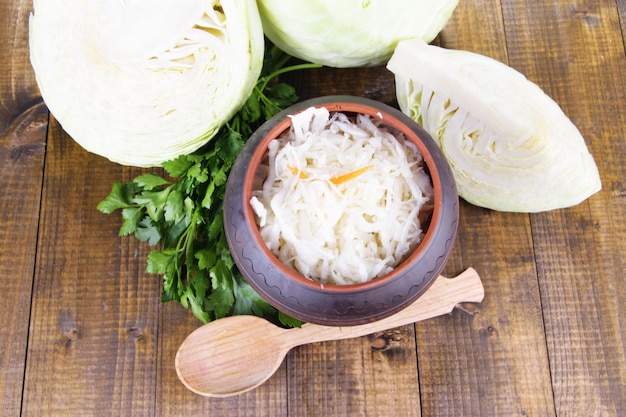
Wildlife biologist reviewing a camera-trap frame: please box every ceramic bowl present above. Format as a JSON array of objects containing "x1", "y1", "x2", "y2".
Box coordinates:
[{"x1": 224, "y1": 96, "x2": 458, "y2": 326}]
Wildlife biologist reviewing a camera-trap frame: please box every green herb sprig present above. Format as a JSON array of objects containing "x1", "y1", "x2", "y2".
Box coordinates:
[{"x1": 98, "y1": 47, "x2": 320, "y2": 327}]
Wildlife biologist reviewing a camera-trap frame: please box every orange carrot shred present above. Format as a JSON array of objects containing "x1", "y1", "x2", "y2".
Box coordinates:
[
  {"x1": 287, "y1": 165, "x2": 309, "y2": 179},
  {"x1": 329, "y1": 164, "x2": 374, "y2": 185},
  {"x1": 288, "y1": 164, "x2": 373, "y2": 184}
]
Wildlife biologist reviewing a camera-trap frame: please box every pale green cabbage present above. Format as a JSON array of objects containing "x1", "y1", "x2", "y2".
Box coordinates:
[
  {"x1": 256, "y1": 0, "x2": 459, "y2": 68},
  {"x1": 29, "y1": 0, "x2": 264, "y2": 167},
  {"x1": 388, "y1": 39, "x2": 602, "y2": 212}
]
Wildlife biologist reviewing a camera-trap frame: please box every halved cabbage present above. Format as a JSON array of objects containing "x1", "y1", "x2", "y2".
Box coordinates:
[
  {"x1": 388, "y1": 39, "x2": 602, "y2": 212},
  {"x1": 256, "y1": 0, "x2": 459, "y2": 68},
  {"x1": 29, "y1": 0, "x2": 264, "y2": 167}
]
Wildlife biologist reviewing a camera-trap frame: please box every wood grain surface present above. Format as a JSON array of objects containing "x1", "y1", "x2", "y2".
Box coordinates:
[{"x1": 1, "y1": 0, "x2": 625, "y2": 416}]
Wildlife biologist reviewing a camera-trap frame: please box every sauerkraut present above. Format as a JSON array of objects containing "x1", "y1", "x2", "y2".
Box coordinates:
[{"x1": 250, "y1": 107, "x2": 433, "y2": 285}]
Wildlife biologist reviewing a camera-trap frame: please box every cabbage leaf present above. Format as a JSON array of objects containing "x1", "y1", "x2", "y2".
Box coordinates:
[
  {"x1": 256, "y1": 0, "x2": 459, "y2": 68},
  {"x1": 388, "y1": 39, "x2": 602, "y2": 212},
  {"x1": 29, "y1": 0, "x2": 264, "y2": 167}
]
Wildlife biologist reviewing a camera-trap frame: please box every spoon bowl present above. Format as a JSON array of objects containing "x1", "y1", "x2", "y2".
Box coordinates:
[{"x1": 175, "y1": 315, "x2": 289, "y2": 397}]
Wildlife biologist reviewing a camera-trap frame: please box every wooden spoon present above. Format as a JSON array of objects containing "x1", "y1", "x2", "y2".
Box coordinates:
[{"x1": 175, "y1": 268, "x2": 484, "y2": 397}]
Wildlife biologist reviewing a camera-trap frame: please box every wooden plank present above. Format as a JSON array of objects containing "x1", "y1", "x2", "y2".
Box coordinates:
[
  {"x1": 0, "y1": 0, "x2": 40, "y2": 129},
  {"x1": 503, "y1": 0, "x2": 626, "y2": 414},
  {"x1": 414, "y1": 0, "x2": 557, "y2": 416},
  {"x1": 619, "y1": 0, "x2": 626, "y2": 42},
  {"x1": 287, "y1": 329, "x2": 421, "y2": 417},
  {"x1": 21, "y1": 121, "x2": 161, "y2": 417},
  {"x1": 0, "y1": 101, "x2": 46, "y2": 417},
  {"x1": 416, "y1": 208, "x2": 556, "y2": 417},
  {"x1": 0, "y1": 1, "x2": 46, "y2": 416}
]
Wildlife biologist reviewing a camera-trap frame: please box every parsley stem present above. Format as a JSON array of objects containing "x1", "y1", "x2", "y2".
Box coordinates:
[{"x1": 258, "y1": 63, "x2": 322, "y2": 93}]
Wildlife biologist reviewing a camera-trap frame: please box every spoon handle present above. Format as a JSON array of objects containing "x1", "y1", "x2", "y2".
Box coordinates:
[{"x1": 286, "y1": 268, "x2": 483, "y2": 346}]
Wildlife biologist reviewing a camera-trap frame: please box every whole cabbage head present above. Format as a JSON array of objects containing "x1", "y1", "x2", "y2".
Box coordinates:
[
  {"x1": 29, "y1": 0, "x2": 264, "y2": 167},
  {"x1": 388, "y1": 39, "x2": 602, "y2": 212},
  {"x1": 256, "y1": 0, "x2": 459, "y2": 68}
]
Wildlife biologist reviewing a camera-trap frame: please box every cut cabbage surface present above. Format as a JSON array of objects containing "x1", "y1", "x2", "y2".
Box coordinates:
[
  {"x1": 256, "y1": 0, "x2": 459, "y2": 68},
  {"x1": 29, "y1": 0, "x2": 264, "y2": 167},
  {"x1": 388, "y1": 39, "x2": 602, "y2": 212},
  {"x1": 251, "y1": 107, "x2": 433, "y2": 285}
]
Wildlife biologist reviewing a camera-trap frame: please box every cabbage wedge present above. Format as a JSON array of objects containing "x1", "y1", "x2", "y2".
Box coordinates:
[
  {"x1": 256, "y1": 0, "x2": 459, "y2": 68},
  {"x1": 29, "y1": 0, "x2": 264, "y2": 167},
  {"x1": 388, "y1": 39, "x2": 602, "y2": 212}
]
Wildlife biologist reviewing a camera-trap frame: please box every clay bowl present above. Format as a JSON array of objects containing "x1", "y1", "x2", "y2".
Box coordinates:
[{"x1": 224, "y1": 96, "x2": 458, "y2": 326}]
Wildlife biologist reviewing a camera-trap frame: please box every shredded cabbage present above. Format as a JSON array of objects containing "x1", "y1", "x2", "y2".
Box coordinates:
[
  {"x1": 251, "y1": 107, "x2": 433, "y2": 285},
  {"x1": 256, "y1": 0, "x2": 459, "y2": 67},
  {"x1": 29, "y1": 0, "x2": 264, "y2": 167},
  {"x1": 388, "y1": 39, "x2": 602, "y2": 212}
]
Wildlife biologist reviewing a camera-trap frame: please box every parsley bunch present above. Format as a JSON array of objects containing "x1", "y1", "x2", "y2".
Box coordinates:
[{"x1": 98, "y1": 47, "x2": 319, "y2": 327}]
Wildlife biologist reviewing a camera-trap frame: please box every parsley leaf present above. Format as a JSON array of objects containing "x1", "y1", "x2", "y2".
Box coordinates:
[
  {"x1": 134, "y1": 173, "x2": 171, "y2": 190},
  {"x1": 98, "y1": 46, "x2": 319, "y2": 327},
  {"x1": 96, "y1": 182, "x2": 136, "y2": 213},
  {"x1": 119, "y1": 207, "x2": 143, "y2": 236}
]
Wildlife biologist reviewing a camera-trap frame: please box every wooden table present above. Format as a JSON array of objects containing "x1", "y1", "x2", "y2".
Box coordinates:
[{"x1": 2, "y1": 0, "x2": 625, "y2": 416}]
